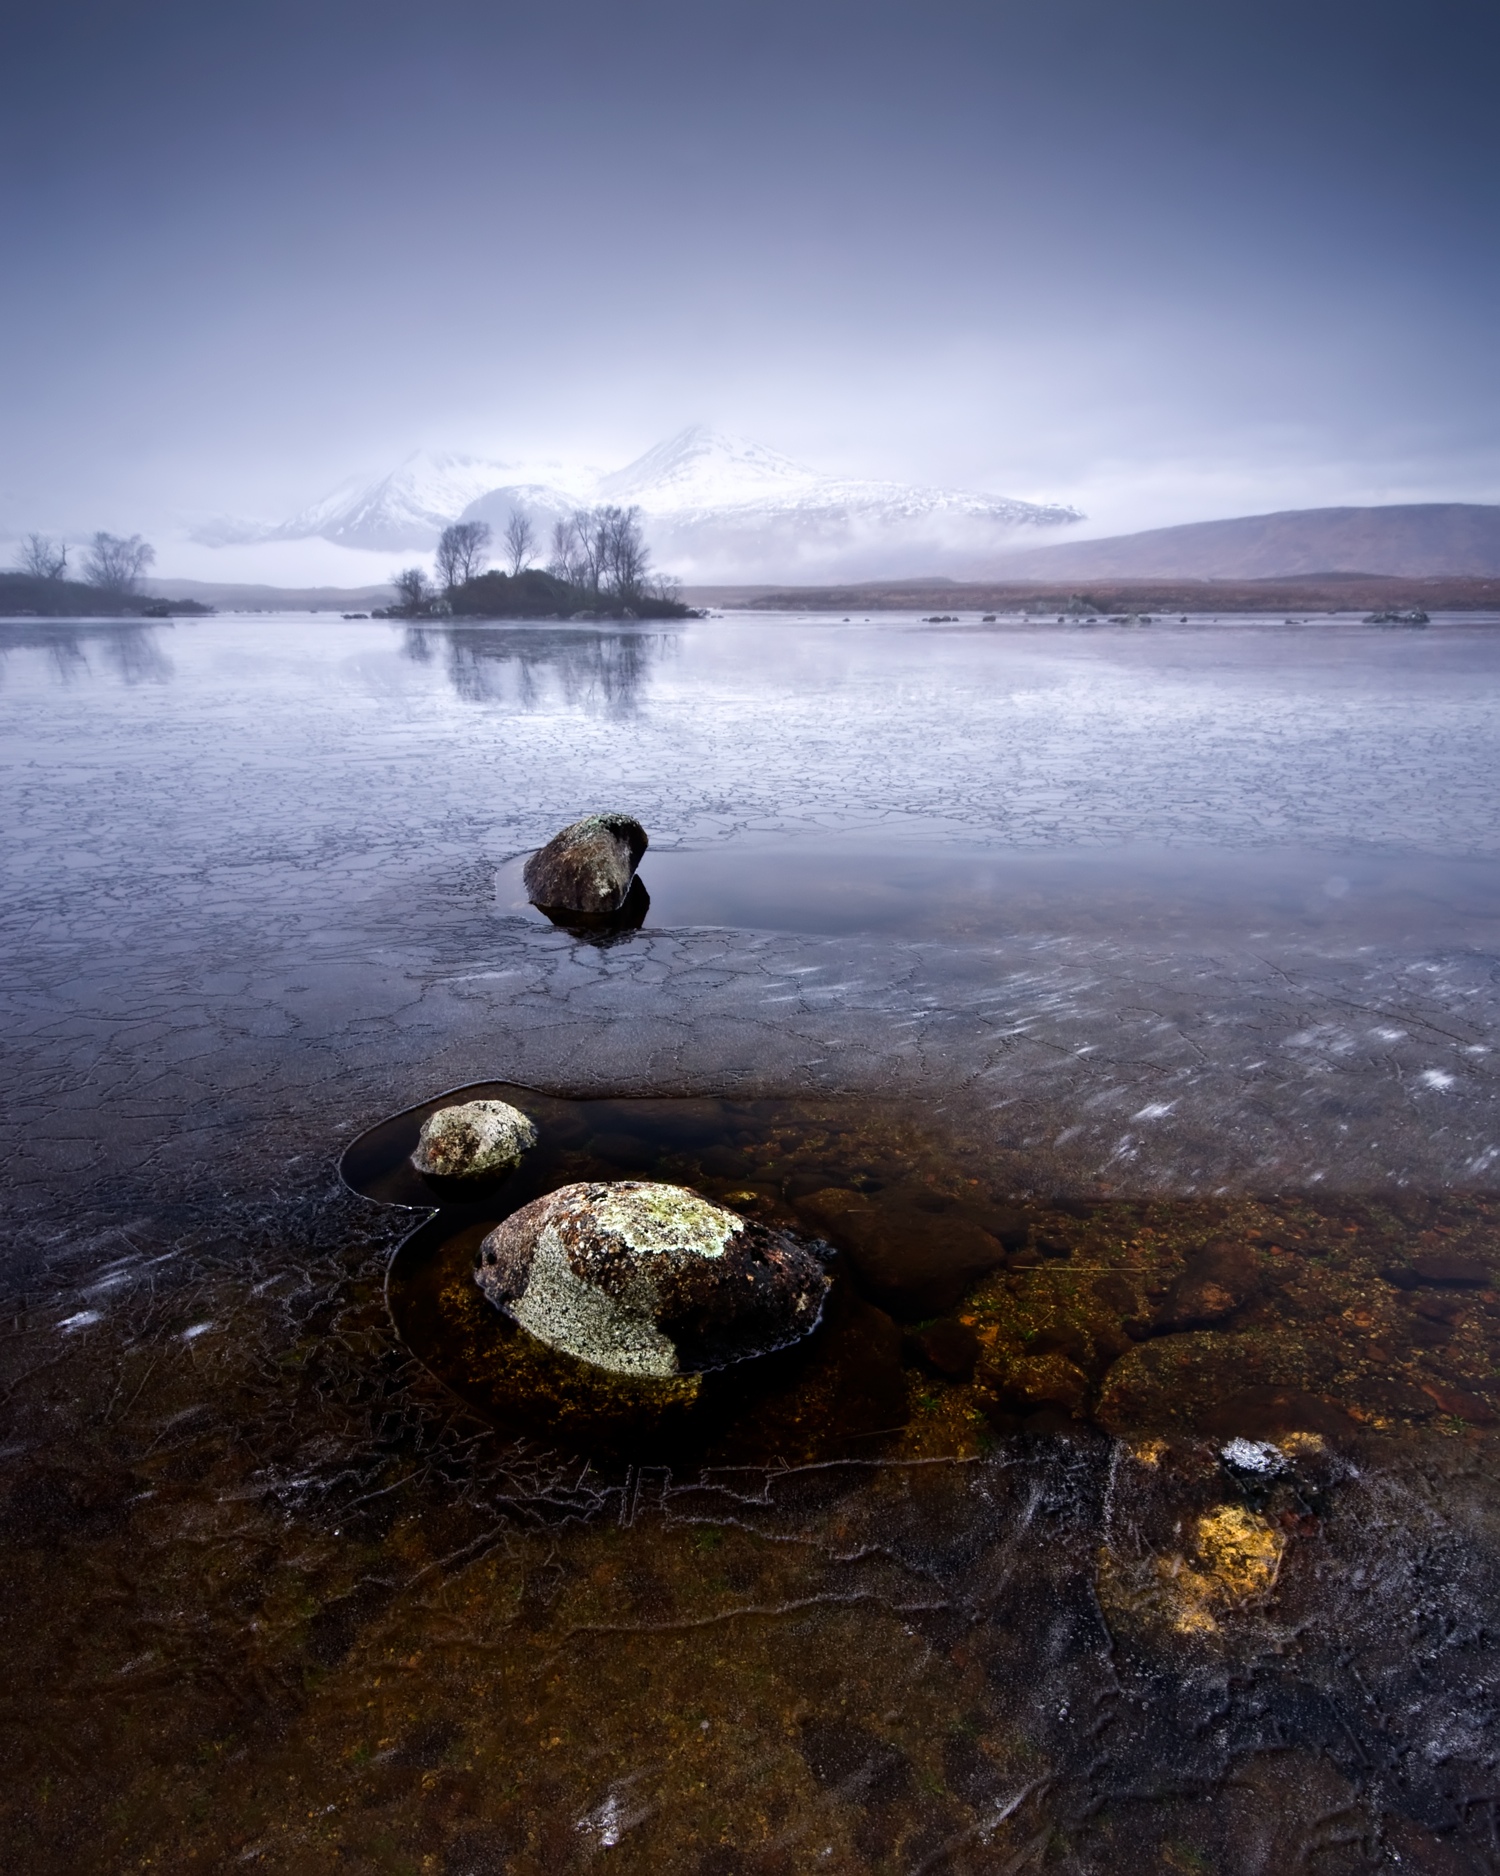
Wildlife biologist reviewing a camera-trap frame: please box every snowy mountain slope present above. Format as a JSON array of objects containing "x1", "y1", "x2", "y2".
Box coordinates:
[
  {"x1": 460, "y1": 481, "x2": 585, "y2": 540},
  {"x1": 196, "y1": 451, "x2": 589, "y2": 552},
  {"x1": 599, "y1": 425, "x2": 1076, "y2": 531},
  {"x1": 195, "y1": 426, "x2": 1082, "y2": 576},
  {"x1": 589, "y1": 428, "x2": 1083, "y2": 580},
  {"x1": 597, "y1": 426, "x2": 821, "y2": 507}
]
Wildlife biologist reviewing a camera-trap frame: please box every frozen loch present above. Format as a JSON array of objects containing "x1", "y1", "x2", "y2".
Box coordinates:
[{"x1": 5, "y1": 608, "x2": 1500, "y2": 1871}]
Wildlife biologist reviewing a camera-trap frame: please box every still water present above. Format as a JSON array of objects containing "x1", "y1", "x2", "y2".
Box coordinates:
[{"x1": 4, "y1": 613, "x2": 1500, "y2": 1871}]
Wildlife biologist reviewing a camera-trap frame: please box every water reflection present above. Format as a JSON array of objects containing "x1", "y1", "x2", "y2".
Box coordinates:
[
  {"x1": 495, "y1": 836, "x2": 1500, "y2": 947},
  {"x1": 401, "y1": 622, "x2": 672, "y2": 712},
  {"x1": 0, "y1": 621, "x2": 175, "y2": 687}
]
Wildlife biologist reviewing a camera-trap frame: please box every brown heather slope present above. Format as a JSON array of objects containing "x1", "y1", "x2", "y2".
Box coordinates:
[{"x1": 983, "y1": 502, "x2": 1500, "y2": 581}]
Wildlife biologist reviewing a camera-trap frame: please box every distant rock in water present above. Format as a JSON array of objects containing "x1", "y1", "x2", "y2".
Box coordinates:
[
  {"x1": 474, "y1": 1180, "x2": 830, "y2": 1377},
  {"x1": 411, "y1": 1099, "x2": 538, "y2": 1179},
  {"x1": 523, "y1": 812, "x2": 648, "y2": 916}
]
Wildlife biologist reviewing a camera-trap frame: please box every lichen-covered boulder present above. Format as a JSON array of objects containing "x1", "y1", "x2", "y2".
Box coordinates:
[
  {"x1": 475, "y1": 1181, "x2": 830, "y2": 1377},
  {"x1": 522, "y1": 812, "x2": 648, "y2": 915},
  {"x1": 411, "y1": 1099, "x2": 538, "y2": 1179}
]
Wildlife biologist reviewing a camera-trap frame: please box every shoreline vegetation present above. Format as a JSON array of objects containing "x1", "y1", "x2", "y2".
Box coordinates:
[
  {"x1": 0, "y1": 532, "x2": 212, "y2": 618},
  {"x1": 0, "y1": 510, "x2": 697, "y2": 623},
  {"x1": 378, "y1": 509, "x2": 696, "y2": 621},
  {"x1": 716, "y1": 572, "x2": 1500, "y2": 614},
  {"x1": 5, "y1": 521, "x2": 1500, "y2": 624}
]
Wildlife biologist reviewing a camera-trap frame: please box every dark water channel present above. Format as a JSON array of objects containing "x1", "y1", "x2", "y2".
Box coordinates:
[{"x1": 4, "y1": 614, "x2": 1500, "y2": 1872}]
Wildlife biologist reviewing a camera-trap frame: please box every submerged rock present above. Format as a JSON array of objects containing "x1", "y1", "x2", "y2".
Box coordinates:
[
  {"x1": 1156, "y1": 1239, "x2": 1267, "y2": 1331},
  {"x1": 411, "y1": 1099, "x2": 538, "y2": 1179},
  {"x1": 523, "y1": 812, "x2": 648, "y2": 915},
  {"x1": 907, "y1": 1317, "x2": 981, "y2": 1380},
  {"x1": 797, "y1": 1186, "x2": 1020, "y2": 1317},
  {"x1": 1383, "y1": 1250, "x2": 1492, "y2": 1289},
  {"x1": 475, "y1": 1181, "x2": 830, "y2": 1377}
]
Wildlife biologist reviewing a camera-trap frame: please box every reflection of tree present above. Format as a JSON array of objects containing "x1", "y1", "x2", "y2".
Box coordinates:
[
  {"x1": 0, "y1": 622, "x2": 174, "y2": 688},
  {"x1": 400, "y1": 625, "x2": 672, "y2": 715},
  {"x1": 101, "y1": 627, "x2": 174, "y2": 686}
]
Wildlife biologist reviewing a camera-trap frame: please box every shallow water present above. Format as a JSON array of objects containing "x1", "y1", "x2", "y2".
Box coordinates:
[{"x1": 4, "y1": 612, "x2": 1500, "y2": 1871}]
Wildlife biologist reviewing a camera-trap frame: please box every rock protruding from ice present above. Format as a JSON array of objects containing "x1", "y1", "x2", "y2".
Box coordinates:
[
  {"x1": 523, "y1": 812, "x2": 648, "y2": 916},
  {"x1": 411, "y1": 1099, "x2": 538, "y2": 1179},
  {"x1": 1220, "y1": 1437, "x2": 1285, "y2": 1477},
  {"x1": 475, "y1": 1181, "x2": 831, "y2": 1376}
]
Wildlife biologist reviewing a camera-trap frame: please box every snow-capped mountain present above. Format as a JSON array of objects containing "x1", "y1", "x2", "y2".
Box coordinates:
[
  {"x1": 196, "y1": 450, "x2": 591, "y2": 552},
  {"x1": 597, "y1": 426, "x2": 1071, "y2": 531},
  {"x1": 293, "y1": 453, "x2": 539, "y2": 550},
  {"x1": 580, "y1": 427, "x2": 1083, "y2": 580},
  {"x1": 196, "y1": 427, "x2": 1083, "y2": 579},
  {"x1": 597, "y1": 428, "x2": 822, "y2": 508}
]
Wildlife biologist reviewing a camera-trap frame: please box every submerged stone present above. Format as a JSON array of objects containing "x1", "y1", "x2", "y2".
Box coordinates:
[
  {"x1": 474, "y1": 1181, "x2": 830, "y2": 1377},
  {"x1": 907, "y1": 1317, "x2": 981, "y2": 1380},
  {"x1": 410, "y1": 1099, "x2": 538, "y2": 1179},
  {"x1": 522, "y1": 811, "x2": 648, "y2": 915},
  {"x1": 1156, "y1": 1239, "x2": 1267, "y2": 1331},
  {"x1": 798, "y1": 1186, "x2": 1018, "y2": 1318},
  {"x1": 980, "y1": 1349, "x2": 1092, "y2": 1422},
  {"x1": 1383, "y1": 1251, "x2": 1492, "y2": 1289}
]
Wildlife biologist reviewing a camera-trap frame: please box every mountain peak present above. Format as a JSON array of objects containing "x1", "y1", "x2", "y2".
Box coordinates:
[{"x1": 597, "y1": 426, "x2": 818, "y2": 508}]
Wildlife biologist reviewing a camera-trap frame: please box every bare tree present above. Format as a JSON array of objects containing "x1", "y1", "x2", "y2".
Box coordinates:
[
  {"x1": 575, "y1": 510, "x2": 605, "y2": 593},
  {"x1": 17, "y1": 533, "x2": 68, "y2": 580},
  {"x1": 546, "y1": 506, "x2": 651, "y2": 599},
  {"x1": 435, "y1": 520, "x2": 492, "y2": 591},
  {"x1": 503, "y1": 510, "x2": 536, "y2": 576},
  {"x1": 598, "y1": 504, "x2": 650, "y2": 597},
  {"x1": 648, "y1": 571, "x2": 682, "y2": 607},
  {"x1": 83, "y1": 531, "x2": 155, "y2": 597},
  {"x1": 392, "y1": 566, "x2": 432, "y2": 613},
  {"x1": 548, "y1": 515, "x2": 587, "y2": 586}
]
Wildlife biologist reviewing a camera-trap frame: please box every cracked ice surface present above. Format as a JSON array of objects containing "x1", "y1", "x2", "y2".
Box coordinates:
[
  {"x1": 6, "y1": 614, "x2": 1500, "y2": 1872},
  {"x1": 4, "y1": 614, "x2": 1500, "y2": 1216}
]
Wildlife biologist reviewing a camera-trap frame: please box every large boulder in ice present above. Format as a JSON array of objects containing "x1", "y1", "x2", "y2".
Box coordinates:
[
  {"x1": 475, "y1": 1180, "x2": 830, "y2": 1377},
  {"x1": 522, "y1": 812, "x2": 648, "y2": 915},
  {"x1": 411, "y1": 1099, "x2": 538, "y2": 1179}
]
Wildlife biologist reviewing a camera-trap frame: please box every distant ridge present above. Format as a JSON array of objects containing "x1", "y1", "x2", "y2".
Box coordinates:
[
  {"x1": 987, "y1": 504, "x2": 1500, "y2": 580},
  {"x1": 149, "y1": 579, "x2": 396, "y2": 610}
]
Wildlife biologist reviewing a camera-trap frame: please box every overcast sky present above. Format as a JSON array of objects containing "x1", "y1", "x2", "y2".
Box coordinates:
[{"x1": 2, "y1": 0, "x2": 1497, "y2": 568}]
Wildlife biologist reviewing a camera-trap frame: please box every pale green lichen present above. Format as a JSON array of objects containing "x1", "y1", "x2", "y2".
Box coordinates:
[
  {"x1": 512, "y1": 1226, "x2": 682, "y2": 1377},
  {"x1": 588, "y1": 1182, "x2": 743, "y2": 1260}
]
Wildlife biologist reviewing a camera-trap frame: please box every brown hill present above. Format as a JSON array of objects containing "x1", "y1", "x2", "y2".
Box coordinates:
[{"x1": 982, "y1": 503, "x2": 1500, "y2": 581}]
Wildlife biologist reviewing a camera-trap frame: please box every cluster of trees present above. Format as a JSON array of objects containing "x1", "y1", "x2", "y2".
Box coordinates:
[
  {"x1": 1, "y1": 530, "x2": 188, "y2": 617},
  {"x1": 390, "y1": 505, "x2": 686, "y2": 619},
  {"x1": 14, "y1": 530, "x2": 157, "y2": 598}
]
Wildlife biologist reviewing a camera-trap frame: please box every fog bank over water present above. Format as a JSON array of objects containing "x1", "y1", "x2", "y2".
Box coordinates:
[{"x1": 2, "y1": 0, "x2": 1498, "y2": 568}]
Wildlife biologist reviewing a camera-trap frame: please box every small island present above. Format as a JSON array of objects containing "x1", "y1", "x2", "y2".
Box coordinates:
[{"x1": 379, "y1": 505, "x2": 696, "y2": 621}]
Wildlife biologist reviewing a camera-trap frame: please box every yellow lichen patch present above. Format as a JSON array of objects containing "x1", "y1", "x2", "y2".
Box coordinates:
[
  {"x1": 1192, "y1": 1504, "x2": 1285, "y2": 1602},
  {"x1": 1097, "y1": 1504, "x2": 1286, "y2": 1641}
]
